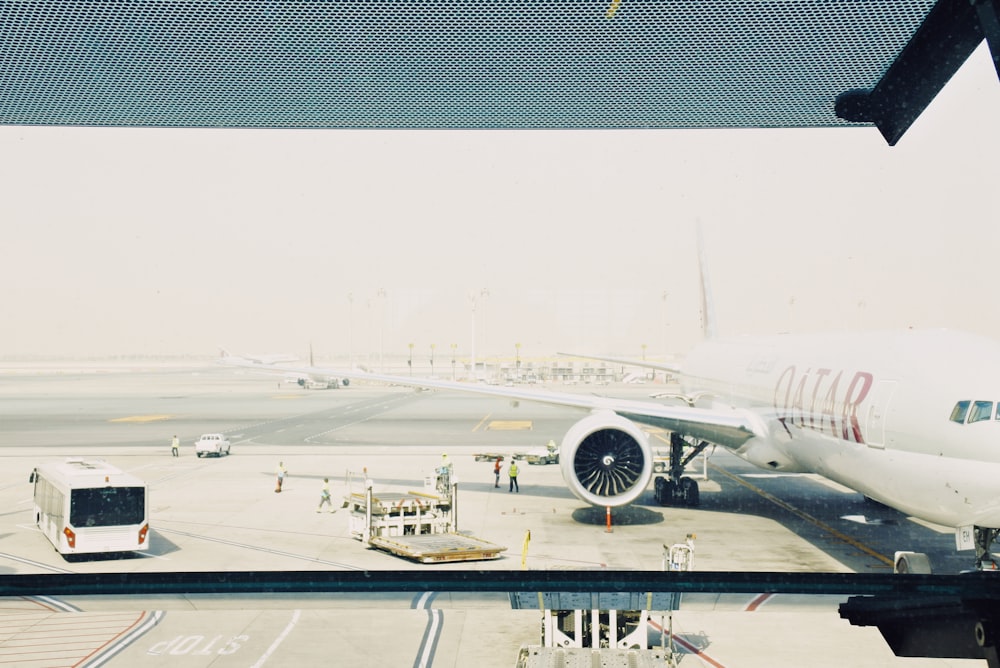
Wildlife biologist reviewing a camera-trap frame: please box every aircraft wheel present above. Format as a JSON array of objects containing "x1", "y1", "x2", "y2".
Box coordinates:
[
  {"x1": 977, "y1": 620, "x2": 994, "y2": 648},
  {"x1": 654, "y1": 477, "x2": 669, "y2": 506},
  {"x1": 680, "y1": 477, "x2": 700, "y2": 507},
  {"x1": 660, "y1": 478, "x2": 678, "y2": 506},
  {"x1": 894, "y1": 551, "x2": 932, "y2": 574}
]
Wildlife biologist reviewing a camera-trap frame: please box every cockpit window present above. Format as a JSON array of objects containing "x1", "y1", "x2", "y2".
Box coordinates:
[
  {"x1": 970, "y1": 401, "x2": 995, "y2": 423},
  {"x1": 950, "y1": 401, "x2": 971, "y2": 423}
]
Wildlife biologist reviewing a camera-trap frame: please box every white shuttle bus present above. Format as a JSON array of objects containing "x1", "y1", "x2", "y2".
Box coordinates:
[{"x1": 30, "y1": 458, "x2": 149, "y2": 556}]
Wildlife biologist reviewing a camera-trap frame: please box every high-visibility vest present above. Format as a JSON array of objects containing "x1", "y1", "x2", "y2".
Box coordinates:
[{"x1": 510, "y1": 463, "x2": 519, "y2": 476}]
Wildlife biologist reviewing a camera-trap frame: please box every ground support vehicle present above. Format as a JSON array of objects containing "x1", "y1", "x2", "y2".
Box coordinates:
[
  {"x1": 346, "y1": 481, "x2": 506, "y2": 563},
  {"x1": 510, "y1": 440, "x2": 560, "y2": 465},
  {"x1": 29, "y1": 458, "x2": 149, "y2": 556},
  {"x1": 512, "y1": 537, "x2": 695, "y2": 667},
  {"x1": 514, "y1": 444, "x2": 560, "y2": 465},
  {"x1": 194, "y1": 433, "x2": 231, "y2": 457}
]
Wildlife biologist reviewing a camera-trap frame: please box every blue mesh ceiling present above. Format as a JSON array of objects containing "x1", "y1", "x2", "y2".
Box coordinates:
[{"x1": 0, "y1": 1, "x2": 939, "y2": 129}]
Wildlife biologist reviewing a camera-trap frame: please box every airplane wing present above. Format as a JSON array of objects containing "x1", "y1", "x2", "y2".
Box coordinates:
[
  {"x1": 557, "y1": 352, "x2": 682, "y2": 376},
  {"x1": 222, "y1": 358, "x2": 758, "y2": 450}
]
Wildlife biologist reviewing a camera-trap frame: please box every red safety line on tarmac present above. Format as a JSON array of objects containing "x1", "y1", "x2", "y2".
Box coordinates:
[
  {"x1": 74, "y1": 610, "x2": 152, "y2": 667},
  {"x1": 745, "y1": 593, "x2": 773, "y2": 611},
  {"x1": 0, "y1": 596, "x2": 60, "y2": 612},
  {"x1": 647, "y1": 619, "x2": 727, "y2": 668}
]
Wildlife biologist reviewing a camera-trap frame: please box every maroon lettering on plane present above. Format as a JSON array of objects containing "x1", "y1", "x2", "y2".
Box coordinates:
[
  {"x1": 821, "y1": 371, "x2": 842, "y2": 438},
  {"x1": 790, "y1": 370, "x2": 809, "y2": 428},
  {"x1": 808, "y1": 368, "x2": 831, "y2": 431},
  {"x1": 773, "y1": 366, "x2": 795, "y2": 418},
  {"x1": 841, "y1": 371, "x2": 874, "y2": 443},
  {"x1": 772, "y1": 366, "x2": 873, "y2": 444}
]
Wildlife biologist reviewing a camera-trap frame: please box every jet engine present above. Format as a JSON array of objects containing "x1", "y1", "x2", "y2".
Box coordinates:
[{"x1": 559, "y1": 411, "x2": 654, "y2": 508}]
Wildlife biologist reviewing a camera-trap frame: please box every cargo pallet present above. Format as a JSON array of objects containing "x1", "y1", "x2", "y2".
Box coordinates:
[{"x1": 346, "y1": 480, "x2": 506, "y2": 564}]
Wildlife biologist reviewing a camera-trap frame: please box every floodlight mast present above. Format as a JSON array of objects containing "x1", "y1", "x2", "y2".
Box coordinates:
[{"x1": 468, "y1": 288, "x2": 488, "y2": 382}]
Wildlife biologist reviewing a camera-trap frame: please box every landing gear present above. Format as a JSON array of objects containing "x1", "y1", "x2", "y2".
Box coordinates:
[
  {"x1": 893, "y1": 526, "x2": 1000, "y2": 574},
  {"x1": 975, "y1": 527, "x2": 1000, "y2": 571},
  {"x1": 653, "y1": 433, "x2": 707, "y2": 507}
]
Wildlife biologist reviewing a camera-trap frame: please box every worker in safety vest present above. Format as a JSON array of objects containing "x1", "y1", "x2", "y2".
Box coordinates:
[
  {"x1": 436, "y1": 453, "x2": 453, "y2": 495},
  {"x1": 508, "y1": 460, "x2": 519, "y2": 493}
]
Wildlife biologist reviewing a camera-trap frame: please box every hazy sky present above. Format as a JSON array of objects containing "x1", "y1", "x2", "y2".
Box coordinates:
[{"x1": 3, "y1": 44, "x2": 1000, "y2": 362}]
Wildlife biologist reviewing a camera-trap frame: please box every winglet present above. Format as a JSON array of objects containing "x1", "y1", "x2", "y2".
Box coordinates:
[{"x1": 697, "y1": 222, "x2": 718, "y2": 340}]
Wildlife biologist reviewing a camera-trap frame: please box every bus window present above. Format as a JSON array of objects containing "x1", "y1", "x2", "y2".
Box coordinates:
[
  {"x1": 70, "y1": 487, "x2": 145, "y2": 528},
  {"x1": 950, "y1": 401, "x2": 971, "y2": 424}
]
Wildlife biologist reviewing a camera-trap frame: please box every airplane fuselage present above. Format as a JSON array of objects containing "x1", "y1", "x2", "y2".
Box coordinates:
[{"x1": 681, "y1": 328, "x2": 1000, "y2": 529}]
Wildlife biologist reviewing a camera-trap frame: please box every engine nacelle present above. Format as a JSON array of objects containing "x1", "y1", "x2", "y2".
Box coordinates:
[{"x1": 559, "y1": 411, "x2": 654, "y2": 507}]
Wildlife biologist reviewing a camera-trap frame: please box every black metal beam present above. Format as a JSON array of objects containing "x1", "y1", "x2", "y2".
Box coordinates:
[
  {"x1": 974, "y1": 0, "x2": 1000, "y2": 75},
  {"x1": 3, "y1": 570, "x2": 1000, "y2": 598},
  {"x1": 841, "y1": 594, "x2": 1000, "y2": 667},
  {"x1": 836, "y1": 0, "x2": 986, "y2": 145}
]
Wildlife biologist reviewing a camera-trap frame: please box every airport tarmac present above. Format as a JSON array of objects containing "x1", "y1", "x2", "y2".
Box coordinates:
[{"x1": 0, "y1": 366, "x2": 983, "y2": 667}]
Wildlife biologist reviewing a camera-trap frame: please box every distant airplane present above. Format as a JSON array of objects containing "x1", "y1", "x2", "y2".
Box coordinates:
[
  {"x1": 219, "y1": 346, "x2": 349, "y2": 389},
  {"x1": 218, "y1": 348, "x2": 299, "y2": 366},
  {"x1": 221, "y1": 231, "x2": 1000, "y2": 571}
]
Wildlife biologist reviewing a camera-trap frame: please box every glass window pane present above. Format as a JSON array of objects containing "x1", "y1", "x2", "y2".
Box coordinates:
[
  {"x1": 70, "y1": 487, "x2": 145, "y2": 527},
  {"x1": 971, "y1": 401, "x2": 995, "y2": 423}
]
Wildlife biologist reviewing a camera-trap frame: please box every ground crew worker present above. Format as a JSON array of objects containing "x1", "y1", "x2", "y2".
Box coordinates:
[
  {"x1": 509, "y1": 460, "x2": 519, "y2": 493},
  {"x1": 317, "y1": 477, "x2": 334, "y2": 512},
  {"x1": 436, "y1": 453, "x2": 453, "y2": 495},
  {"x1": 171, "y1": 435, "x2": 179, "y2": 457},
  {"x1": 275, "y1": 461, "x2": 288, "y2": 493},
  {"x1": 494, "y1": 456, "x2": 502, "y2": 488}
]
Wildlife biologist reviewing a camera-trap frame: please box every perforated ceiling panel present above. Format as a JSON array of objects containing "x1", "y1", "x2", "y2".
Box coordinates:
[{"x1": 0, "y1": 1, "x2": 938, "y2": 129}]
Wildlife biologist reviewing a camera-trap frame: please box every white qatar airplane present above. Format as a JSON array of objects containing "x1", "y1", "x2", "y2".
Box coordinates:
[
  {"x1": 222, "y1": 244, "x2": 1000, "y2": 571},
  {"x1": 219, "y1": 347, "x2": 350, "y2": 388}
]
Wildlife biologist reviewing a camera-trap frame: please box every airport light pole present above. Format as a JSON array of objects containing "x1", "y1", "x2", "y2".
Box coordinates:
[
  {"x1": 515, "y1": 342, "x2": 521, "y2": 381},
  {"x1": 377, "y1": 288, "x2": 386, "y2": 373},
  {"x1": 347, "y1": 292, "x2": 354, "y2": 369},
  {"x1": 661, "y1": 290, "x2": 669, "y2": 361},
  {"x1": 365, "y1": 296, "x2": 373, "y2": 369},
  {"x1": 408, "y1": 342, "x2": 413, "y2": 376},
  {"x1": 468, "y1": 288, "x2": 489, "y2": 382},
  {"x1": 450, "y1": 343, "x2": 457, "y2": 380},
  {"x1": 430, "y1": 343, "x2": 435, "y2": 377}
]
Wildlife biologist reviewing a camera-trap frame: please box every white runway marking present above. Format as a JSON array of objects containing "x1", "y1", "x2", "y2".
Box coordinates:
[{"x1": 250, "y1": 609, "x2": 300, "y2": 668}]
